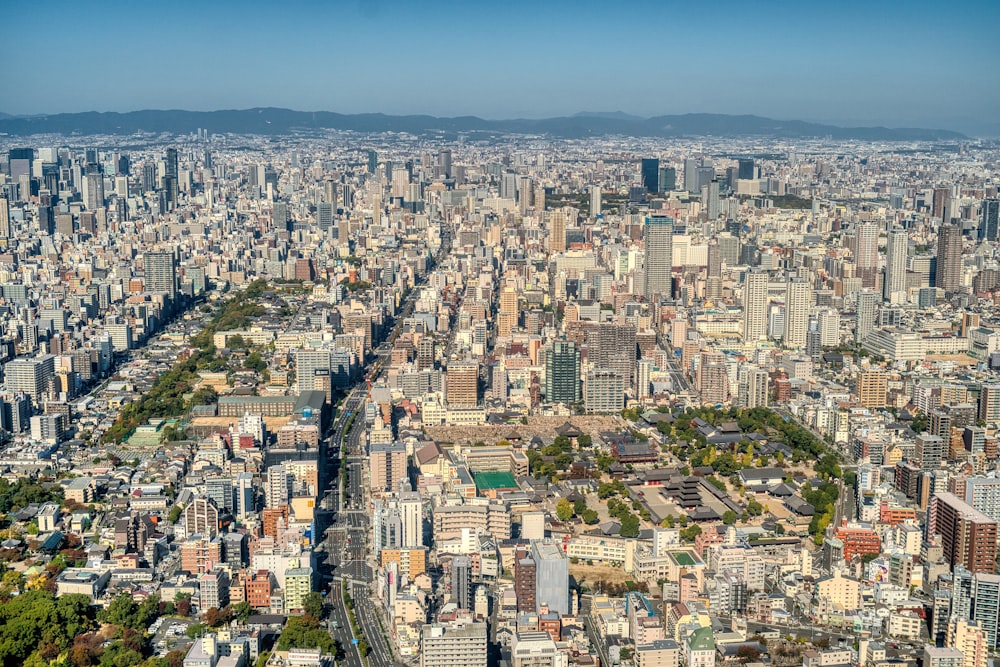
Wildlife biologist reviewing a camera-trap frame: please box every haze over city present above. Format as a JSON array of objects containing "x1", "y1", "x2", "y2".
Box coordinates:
[{"x1": 2, "y1": 0, "x2": 998, "y2": 135}]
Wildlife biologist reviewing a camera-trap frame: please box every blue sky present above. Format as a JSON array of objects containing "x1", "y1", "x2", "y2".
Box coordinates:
[{"x1": 2, "y1": 0, "x2": 998, "y2": 134}]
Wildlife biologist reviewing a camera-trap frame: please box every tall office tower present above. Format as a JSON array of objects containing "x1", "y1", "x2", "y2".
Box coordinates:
[
  {"x1": 416, "y1": 337, "x2": 435, "y2": 370},
  {"x1": 451, "y1": 556, "x2": 473, "y2": 610},
  {"x1": 295, "y1": 349, "x2": 330, "y2": 393},
  {"x1": 695, "y1": 166, "x2": 715, "y2": 192},
  {"x1": 643, "y1": 215, "x2": 674, "y2": 300},
  {"x1": 369, "y1": 442, "x2": 407, "y2": 493},
  {"x1": 738, "y1": 158, "x2": 755, "y2": 180},
  {"x1": 498, "y1": 287, "x2": 518, "y2": 336},
  {"x1": 399, "y1": 490, "x2": 423, "y2": 548},
  {"x1": 531, "y1": 541, "x2": 569, "y2": 615},
  {"x1": 588, "y1": 323, "x2": 637, "y2": 391},
  {"x1": 165, "y1": 147, "x2": 178, "y2": 179},
  {"x1": 637, "y1": 358, "x2": 652, "y2": 399},
  {"x1": 590, "y1": 185, "x2": 602, "y2": 218},
  {"x1": 742, "y1": 269, "x2": 768, "y2": 343},
  {"x1": 946, "y1": 619, "x2": 988, "y2": 667},
  {"x1": 144, "y1": 251, "x2": 177, "y2": 299},
  {"x1": 855, "y1": 222, "x2": 879, "y2": 289},
  {"x1": 783, "y1": 277, "x2": 811, "y2": 348},
  {"x1": 545, "y1": 340, "x2": 581, "y2": 403},
  {"x1": 5, "y1": 354, "x2": 55, "y2": 403},
  {"x1": 980, "y1": 199, "x2": 1000, "y2": 242},
  {"x1": 549, "y1": 208, "x2": 567, "y2": 252},
  {"x1": 979, "y1": 385, "x2": 1000, "y2": 423},
  {"x1": 317, "y1": 202, "x2": 333, "y2": 232},
  {"x1": 659, "y1": 166, "x2": 676, "y2": 192},
  {"x1": 445, "y1": 362, "x2": 479, "y2": 407},
  {"x1": 928, "y1": 492, "x2": 998, "y2": 574},
  {"x1": 706, "y1": 241, "x2": 722, "y2": 301},
  {"x1": 856, "y1": 368, "x2": 887, "y2": 408},
  {"x1": 937, "y1": 224, "x2": 963, "y2": 292},
  {"x1": 856, "y1": 289, "x2": 878, "y2": 343},
  {"x1": 683, "y1": 158, "x2": 699, "y2": 192},
  {"x1": 273, "y1": 200, "x2": 288, "y2": 230},
  {"x1": 641, "y1": 158, "x2": 660, "y2": 193},
  {"x1": 702, "y1": 180, "x2": 720, "y2": 220},
  {"x1": 367, "y1": 150, "x2": 378, "y2": 174},
  {"x1": 0, "y1": 197, "x2": 9, "y2": 239},
  {"x1": 718, "y1": 233, "x2": 740, "y2": 267},
  {"x1": 419, "y1": 622, "x2": 488, "y2": 667},
  {"x1": 501, "y1": 172, "x2": 518, "y2": 200},
  {"x1": 884, "y1": 228, "x2": 908, "y2": 301},
  {"x1": 438, "y1": 149, "x2": 452, "y2": 179},
  {"x1": 933, "y1": 187, "x2": 951, "y2": 220},
  {"x1": 84, "y1": 172, "x2": 105, "y2": 210},
  {"x1": 141, "y1": 163, "x2": 157, "y2": 193},
  {"x1": 264, "y1": 465, "x2": 291, "y2": 508}
]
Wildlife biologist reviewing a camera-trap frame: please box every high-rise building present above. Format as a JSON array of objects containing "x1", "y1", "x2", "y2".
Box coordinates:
[
  {"x1": 451, "y1": 556, "x2": 473, "y2": 610},
  {"x1": 737, "y1": 158, "x2": 755, "y2": 180},
  {"x1": 550, "y1": 209, "x2": 567, "y2": 253},
  {"x1": 739, "y1": 366, "x2": 769, "y2": 409},
  {"x1": 980, "y1": 199, "x2": 1000, "y2": 242},
  {"x1": 783, "y1": 277, "x2": 811, "y2": 348},
  {"x1": 937, "y1": 224, "x2": 963, "y2": 293},
  {"x1": 165, "y1": 148, "x2": 178, "y2": 179},
  {"x1": 84, "y1": 172, "x2": 105, "y2": 211},
  {"x1": 532, "y1": 540, "x2": 569, "y2": 615},
  {"x1": 515, "y1": 546, "x2": 536, "y2": 612},
  {"x1": 856, "y1": 289, "x2": 878, "y2": 343},
  {"x1": 884, "y1": 228, "x2": 908, "y2": 301},
  {"x1": 641, "y1": 158, "x2": 660, "y2": 193},
  {"x1": 545, "y1": 340, "x2": 581, "y2": 403},
  {"x1": 946, "y1": 618, "x2": 989, "y2": 667},
  {"x1": 0, "y1": 197, "x2": 9, "y2": 239},
  {"x1": 590, "y1": 185, "x2": 601, "y2": 218},
  {"x1": 964, "y1": 478, "x2": 1000, "y2": 524},
  {"x1": 643, "y1": 215, "x2": 674, "y2": 300},
  {"x1": 446, "y1": 362, "x2": 479, "y2": 407},
  {"x1": 855, "y1": 368, "x2": 887, "y2": 408},
  {"x1": 928, "y1": 492, "x2": 998, "y2": 574},
  {"x1": 855, "y1": 222, "x2": 879, "y2": 289},
  {"x1": 420, "y1": 622, "x2": 488, "y2": 667},
  {"x1": 144, "y1": 251, "x2": 177, "y2": 299},
  {"x1": 818, "y1": 309, "x2": 840, "y2": 347},
  {"x1": 399, "y1": 490, "x2": 423, "y2": 548},
  {"x1": 742, "y1": 270, "x2": 768, "y2": 343},
  {"x1": 706, "y1": 241, "x2": 722, "y2": 302},
  {"x1": 183, "y1": 497, "x2": 220, "y2": 539},
  {"x1": 980, "y1": 385, "x2": 1000, "y2": 423},
  {"x1": 658, "y1": 167, "x2": 676, "y2": 192},
  {"x1": 295, "y1": 349, "x2": 330, "y2": 394},
  {"x1": 369, "y1": 441, "x2": 407, "y2": 493},
  {"x1": 5, "y1": 354, "x2": 55, "y2": 403},
  {"x1": 584, "y1": 369, "x2": 624, "y2": 413}
]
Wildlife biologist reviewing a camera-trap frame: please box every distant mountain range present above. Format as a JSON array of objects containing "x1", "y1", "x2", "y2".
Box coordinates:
[{"x1": 0, "y1": 108, "x2": 967, "y2": 141}]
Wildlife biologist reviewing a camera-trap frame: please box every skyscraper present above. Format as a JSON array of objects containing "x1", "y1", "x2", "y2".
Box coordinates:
[
  {"x1": 144, "y1": 251, "x2": 177, "y2": 299},
  {"x1": 590, "y1": 185, "x2": 601, "y2": 218},
  {"x1": 706, "y1": 241, "x2": 722, "y2": 301},
  {"x1": 658, "y1": 166, "x2": 676, "y2": 192},
  {"x1": 783, "y1": 277, "x2": 811, "y2": 348},
  {"x1": 165, "y1": 148, "x2": 178, "y2": 179},
  {"x1": 937, "y1": 224, "x2": 963, "y2": 292},
  {"x1": 737, "y1": 158, "x2": 755, "y2": 180},
  {"x1": 742, "y1": 269, "x2": 768, "y2": 343},
  {"x1": 855, "y1": 222, "x2": 879, "y2": 289},
  {"x1": 545, "y1": 340, "x2": 581, "y2": 403},
  {"x1": 856, "y1": 289, "x2": 878, "y2": 343},
  {"x1": 643, "y1": 215, "x2": 674, "y2": 300},
  {"x1": 980, "y1": 199, "x2": 1000, "y2": 242},
  {"x1": 550, "y1": 209, "x2": 567, "y2": 252},
  {"x1": 683, "y1": 158, "x2": 699, "y2": 193},
  {"x1": 641, "y1": 158, "x2": 660, "y2": 193},
  {"x1": 883, "y1": 227, "x2": 908, "y2": 301}
]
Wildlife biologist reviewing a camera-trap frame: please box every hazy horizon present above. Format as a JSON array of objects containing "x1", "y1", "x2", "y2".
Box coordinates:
[{"x1": 2, "y1": 0, "x2": 997, "y2": 135}]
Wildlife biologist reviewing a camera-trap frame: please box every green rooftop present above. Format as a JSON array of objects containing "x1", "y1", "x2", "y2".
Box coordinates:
[
  {"x1": 474, "y1": 471, "x2": 518, "y2": 491},
  {"x1": 670, "y1": 550, "x2": 697, "y2": 566},
  {"x1": 688, "y1": 626, "x2": 715, "y2": 651}
]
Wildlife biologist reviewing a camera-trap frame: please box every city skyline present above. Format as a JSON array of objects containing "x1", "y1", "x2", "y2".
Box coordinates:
[{"x1": 2, "y1": 0, "x2": 998, "y2": 135}]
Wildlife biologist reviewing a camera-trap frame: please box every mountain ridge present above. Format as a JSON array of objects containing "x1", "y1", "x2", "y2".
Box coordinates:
[{"x1": 0, "y1": 108, "x2": 967, "y2": 141}]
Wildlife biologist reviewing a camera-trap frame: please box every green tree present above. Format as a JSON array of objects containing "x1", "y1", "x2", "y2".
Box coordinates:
[
  {"x1": 619, "y1": 513, "x2": 640, "y2": 538},
  {"x1": 302, "y1": 592, "x2": 324, "y2": 620},
  {"x1": 581, "y1": 509, "x2": 599, "y2": 524},
  {"x1": 167, "y1": 504, "x2": 183, "y2": 523},
  {"x1": 680, "y1": 525, "x2": 703, "y2": 542},
  {"x1": 577, "y1": 434, "x2": 592, "y2": 447},
  {"x1": 573, "y1": 498, "x2": 587, "y2": 515},
  {"x1": 556, "y1": 498, "x2": 574, "y2": 522},
  {"x1": 722, "y1": 510, "x2": 737, "y2": 525},
  {"x1": 276, "y1": 615, "x2": 335, "y2": 654}
]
